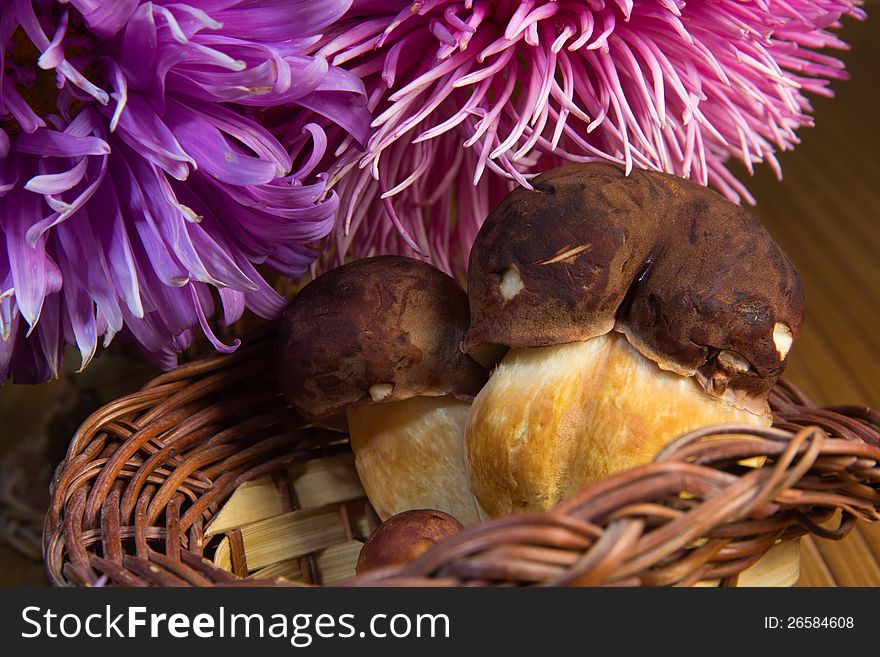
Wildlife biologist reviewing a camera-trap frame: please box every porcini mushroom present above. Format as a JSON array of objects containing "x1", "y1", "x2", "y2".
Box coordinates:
[
  {"x1": 463, "y1": 163, "x2": 805, "y2": 517},
  {"x1": 356, "y1": 509, "x2": 464, "y2": 573},
  {"x1": 276, "y1": 256, "x2": 486, "y2": 524}
]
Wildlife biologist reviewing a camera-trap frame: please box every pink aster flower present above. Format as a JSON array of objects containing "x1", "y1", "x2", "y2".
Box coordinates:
[
  {"x1": 311, "y1": 0, "x2": 865, "y2": 276},
  {"x1": 1, "y1": 0, "x2": 368, "y2": 383}
]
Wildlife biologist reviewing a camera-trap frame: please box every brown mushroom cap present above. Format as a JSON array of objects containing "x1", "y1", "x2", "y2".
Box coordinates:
[
  {"x1": 464, "y1": 163, "x2": 805, "y2": 405},
  {"x1": 276, "y1": 256, "x2": 487, "y2": 422},
  {"x1": 356, "y1": 509, "x2": 464, "y2": 573}
]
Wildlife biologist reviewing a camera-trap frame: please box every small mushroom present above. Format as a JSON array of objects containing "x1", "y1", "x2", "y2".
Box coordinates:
[
  {"x1": 463, "y1": 163, "x2": 806, "y2": 517},
  {"x1": 356, "y1": 509, "x2": 464, "y2": 573},
  {"x1": 276, "y1": 256, "x2": 486, "y2": 524}
]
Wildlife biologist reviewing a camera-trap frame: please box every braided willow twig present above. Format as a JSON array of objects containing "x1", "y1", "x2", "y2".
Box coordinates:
[{"x1": 43, "y1": 328, "x2": 880, "y2": 587}]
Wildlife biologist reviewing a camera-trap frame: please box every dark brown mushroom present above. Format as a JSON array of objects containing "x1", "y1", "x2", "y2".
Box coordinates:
[
  {"x1": 463, "y1": 163, "x2": 805, "y2": 517},
  {"x1": 276, "y1": 256, "x2": 486, "y2": 524},
  {"x1": 356, "y1": 509, "x2": 464, "y2": 573}
]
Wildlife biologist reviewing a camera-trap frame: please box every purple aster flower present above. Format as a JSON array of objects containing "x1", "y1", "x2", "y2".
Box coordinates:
[
  {"x1": 308, "y1": 0, "x2": 864, "y2": 276},
  {"x1": 0, "y1": 0, "x2": 368, "y2": 383}
]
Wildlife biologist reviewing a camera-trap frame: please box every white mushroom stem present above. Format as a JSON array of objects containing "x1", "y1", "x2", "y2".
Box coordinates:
[
  {"x1": 346, "y1": 395, "x2": 481, "y2": 525},
  {"x1": 465, "y1": 332, "x2": 771, "y2": 518}
]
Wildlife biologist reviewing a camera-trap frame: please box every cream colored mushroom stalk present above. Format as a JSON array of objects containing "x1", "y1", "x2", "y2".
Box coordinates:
[
  {"x1": 346, "y1": 394, "x2": 478, "y2": 524},
  {"x1": 466, "y1": 333, "x2": 773, "y2": 517},
  {"x1": 275, "y1": 256, "x2": 486, "y2": 525},
  {"x1": 463, "y1": 164, "x2": 805, "y2": 518}
]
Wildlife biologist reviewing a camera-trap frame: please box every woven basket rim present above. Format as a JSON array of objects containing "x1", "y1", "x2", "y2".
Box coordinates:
[{"x1": 43, "y1": 327, "x2": 880, "y2": 587}]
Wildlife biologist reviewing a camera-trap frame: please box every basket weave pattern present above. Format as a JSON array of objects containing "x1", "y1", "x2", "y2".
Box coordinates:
[{"x1": 44, "y1": 327, "x2": 880, "y2": 586}]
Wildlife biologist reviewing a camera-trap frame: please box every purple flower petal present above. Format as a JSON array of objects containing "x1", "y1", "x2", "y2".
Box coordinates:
[
  {"x1": 55, "y1": 214, "x2": 124, "y2": 342},
  {"x1": 34, "y1": 289, "x2": 62, "y2": 378},
  {"x1": 173, "y1": 48, "x2": 329, "y2": 104},
  {"x1": 36, "y1": 8, "x2": 69, "y2": 70},
  {"x1": 0, "y1": 130, "x2": 10, "y2": 159},
  {"x1": 296, "y1": 89, "x2": 371, "y2": 145},
  {"x1": 11, "y1": 0, "x2": 50, "y2": 49},
  {"x1": 316, "y1": 65, "x2": 367, "y2": 95},
  {"x1": 63, "y1": 280, "x2": 98, "y2": 371},
  {"x1": 24, "y1": 145, "x2": 109, "y2": 245},
  {"x1": 189, "y1": 283, "x2": 239, "y2": 353},
  {"x1": 5, "y1": 189, "x2": 57, "y2": 329},
  {"x1": 210, "y1": 0, "x2": 353, "y2": 41},
  {"x1": 1, "y1": 78, "x2": 45, "y2": 133},
  {"x1": 165, "y1": 99, "x2": 279, "y2": 185},
  {"x1": 0, "y1": 308, "x2": 18, "y2": 381},
  {"x1": 109, "y1": 151, "x2": 188, "y2": 287},
  {"x1": 1, "y1": 0, "x2": 370, "y2": 383},
  {"x1": 92, "y1": 176, "x2": 144, "y2": 318},
  {"x1": 69, "y1": 0, "x2": 140, "y2": 37},
  {"x1": 15, "y1": 129, "x2": 111, "y2": 157},
  {"x1": 0, "y1": 265, "x2": 14, "y2": 341},
  {"x1": 24, "y1": 158, "x2": 90, "y2": 195},
  {"x1": 0, "y1": 164, "x2": 20, "y2": 196},
  {"x1": 181, "y1": 98, "x2": 291, "y2": 173},
  {"x1": 112, "y1": 94, "x2": 195, "y2": 179},
  {"x1": 120, "y1": 3, "x2": 159, "y2": 91},
  {"x1": 217, "y1": 287, "x2": 245, "y2": 327}
]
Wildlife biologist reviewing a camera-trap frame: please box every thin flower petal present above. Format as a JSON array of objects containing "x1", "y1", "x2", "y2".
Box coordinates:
[
  {"x1": 15, "y1": 130, "x2": 111, "y2": 157},
  {"x1": 211, "y1": 0, "x2": 353, "y2": 41},
  {"x1": 189, "y1": 283, "x2": 240, "y2": 353},
  {"x1": 0, "y1": 0, "x2": 370, "y2": 382},
  {"x1": 69, "y1": 0, "x2": 140, "y2": 37},
  {"x1": 24, "y1": 158, "x2": 90, "y2": 195},
  {"x1": 165, "y1": 100, "x2": 279, "y2": 185},
  {"x1": 310, "y1": 0, "x2": 864, "y2": 279}
]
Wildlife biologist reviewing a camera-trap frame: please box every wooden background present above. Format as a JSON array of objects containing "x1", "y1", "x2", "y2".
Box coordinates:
[
  {"x1": 0, "y1": 10, "x2": 878, "y2": 587},
  {"x1": 742, "y1": 11, "x2": 880, "y2": 586}
]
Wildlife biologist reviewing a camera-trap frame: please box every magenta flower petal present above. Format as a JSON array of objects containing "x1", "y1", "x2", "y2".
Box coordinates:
[
  {"x1": 1, "y1": 0, "x2": 369, "y2": 384},
  {"x1": 306, "y1": 0, "x2": 865, "y2": 277}
]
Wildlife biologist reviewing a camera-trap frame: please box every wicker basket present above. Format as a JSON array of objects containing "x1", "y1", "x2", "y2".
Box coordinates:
[{"x1": 43, "y1": 324, "x2": 880, "y2": 587}]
